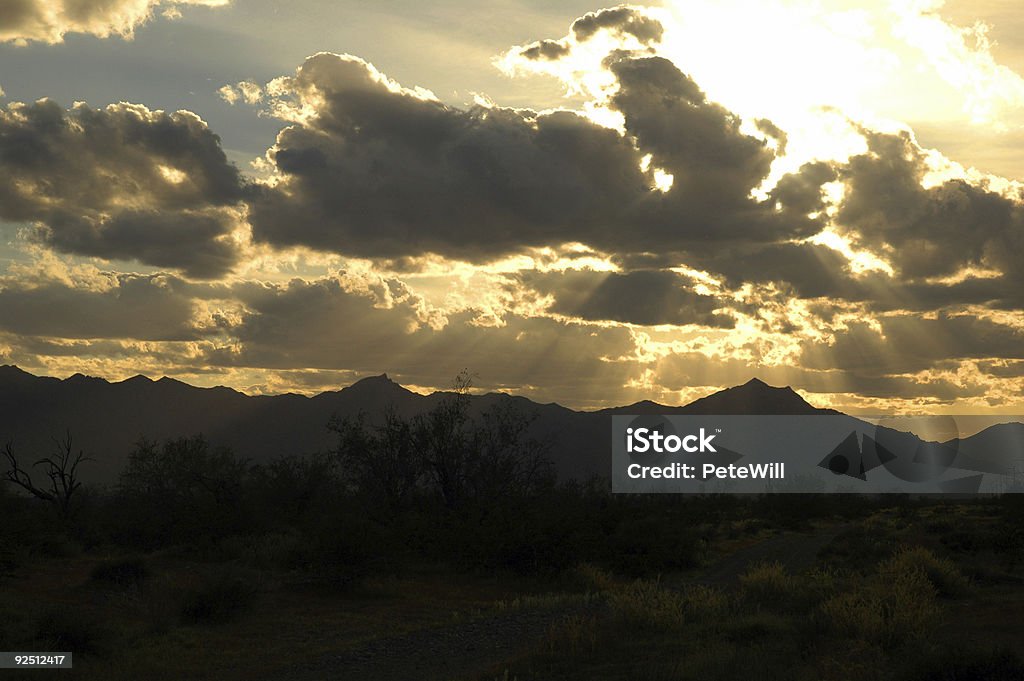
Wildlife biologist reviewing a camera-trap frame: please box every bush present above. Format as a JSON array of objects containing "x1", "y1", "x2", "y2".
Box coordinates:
[
  {"x1": 608, "y1": 579, "x2": 686, "y2": 632},
  {"x1": 179, "y1": 570, "x2": 257, "y2": 624},
  {"x1": 605, "y1": 515, "x2": 706, "y2": 576},
  {"x1": 820, "y1": 560, "x2": 940, "y2": 649},
  {"x1": 889, "y1": 546, "x2": 971, "y2": 598},
  {"x1": 682, "y1": 584, "x2": 733, "y2": 625},
  {"x1": 545, "y1": 613, "x2": 599, "y2": 655},
  {"x1": 739, "y1": 561, "x2": 801, "y2": 611},
  {"x1": 90, "y1": 557, "x2": 149, "y2": 589},
  {"x1": 820, "y1": 526, "x2": 895, "y2": 572},
  {"x1": 33, "y1": 607, "x2": 113, "y2": 656},
  {"x1": 570, "y1": 562, "x2": 617, "y2": 593}
]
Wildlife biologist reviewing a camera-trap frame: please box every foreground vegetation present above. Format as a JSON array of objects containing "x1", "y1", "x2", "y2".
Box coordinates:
[{"x1": 1, "y1": 386, "x2": 1023, "y2": 679}]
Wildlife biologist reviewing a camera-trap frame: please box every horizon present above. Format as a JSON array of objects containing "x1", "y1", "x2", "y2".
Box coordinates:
[
  {"x1": 4, "y1": 363, "x2": 1022, "y2": 439},
  {"x1": 3, "y1": 1, "x2": 1024, "y2": 414}
]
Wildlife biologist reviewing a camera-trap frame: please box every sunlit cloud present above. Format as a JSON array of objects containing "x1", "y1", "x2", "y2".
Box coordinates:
[
  {"x1": 0, "y1": 0, "x2": 230, "y2": 45},
  {"x1": 3, "y1": 1, "x2": 1024, "y2": 413}
]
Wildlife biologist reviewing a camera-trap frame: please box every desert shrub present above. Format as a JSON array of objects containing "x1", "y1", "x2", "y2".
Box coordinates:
[
  {"x1": 456, "y1": 504, "x2": 581, "y2": 575},
  {"x1": 570, "y1": 562, "x2": 617, "y2": 593},
  {"x1": 608, "y1": 579, "x2": 686, "y2": 632},
  {"x1": 90, "y1": 557, "x2": 149, "y2": 589},
  {"x1": 179, "y1": 569, "x2": 257, "y2": 624},
  {"x1": 819, "y1": 526, "x2": 895, "y2": 572},
  {"x1": 291, "y1": 510, "x2": 376, "y2": 587},
  {"x1": 248, "y1": 530, "x2": 309, "y2": 570},
  {"x1": 34, "y1": 534, "x2": 83, "y2": 559},
  {"x1": 820, "y1": 561, "x2": 940, "y2": 648},
  {"x1": 32, "y1": 606, "x2": 114, "y2": 656},
  {"x1": 216, "y1": 530, "x2": 309, "y2": 571},
  {"x1": 888, "y1": 546, "x2": 971, "y2": 597},
  {"x1": 604, "y1": 515, "x2": 706, "y2": 576},
  {"x1": 682, "y1": 584, "x2": 733, "y2": 625},
  {"x1": 545, "y1": 613, "x2": 599, "y2": 654},
  {"x1": 717, "y1": 611, "x2": 794, "y2": 643},
  {"x1": 739, "y1": 561, "x2": 801, "y2": 611}
]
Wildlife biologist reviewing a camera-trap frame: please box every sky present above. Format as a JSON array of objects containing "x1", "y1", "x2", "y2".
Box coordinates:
[{"x1": 1, "y1": 0, "x2": 1023, "y2": 413}]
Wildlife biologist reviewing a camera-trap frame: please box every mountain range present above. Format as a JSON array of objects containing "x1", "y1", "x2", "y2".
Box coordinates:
[{"x1": 0, "y1": 365, "x2": 1019, "y2": 486}]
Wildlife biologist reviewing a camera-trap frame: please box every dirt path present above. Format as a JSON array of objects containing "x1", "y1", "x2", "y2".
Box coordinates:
[
  {"x1": 274, "y1": 606, "x2": 577, "y2": 681},
  {"x1": 274, "y1": 526, "x2": 846, "y2": 681},
  {"x1": 692, "y1": 525, "x2": 847, "y2": 586}
]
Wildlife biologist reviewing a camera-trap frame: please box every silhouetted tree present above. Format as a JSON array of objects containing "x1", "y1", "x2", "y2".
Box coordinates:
[
  {"x1": 331, "y1": 371, "x2": 553, "y2": 511},
  {"x1": 249, "y1": 452, "x2": 337, "y2": 521},
  {"x1": 330, "y1": 405, "x2": 423, "y2": 512},
  {"x1": 119, "y1": 435, "x2": 247, "y2": 507},
  {"x1": 414, "y1": 371, "x2": 475, "y2": 509},
  {"x1": 2, "y1": 430, "x2": 91, "y2": 520}
]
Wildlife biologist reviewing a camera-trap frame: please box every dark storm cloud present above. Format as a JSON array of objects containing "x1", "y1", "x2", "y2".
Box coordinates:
[
  {"x1": 607, "y1": 55, "x2": 773, "y2": 216},
  {"x1": 521, "y1": 269, "x2": 735, "y2": 327},
  {"x1": 247, "y1": 53, "x2": 647, "y2": 260},
  {"x1": 0, "y1": 273, "x2": 202, "y2": 340},
  {"x1": 512, "y1": 5, "x2": 663, "y2": 62},
  {"x1": 570, "y1": 6, "x2": 664, "y2": 44},
  {"x1": 515, "y1": 39, "x2": 571, "y2": 62},
  {"x1": 837, "y1": 130, "x2": 1024, "y2": 283},
  {"x1": 0, "y1": 99, "x2": 247, "y2": 277},
  {"x1": 248, "y1": 52, "x2": 818, "y2": 263}
]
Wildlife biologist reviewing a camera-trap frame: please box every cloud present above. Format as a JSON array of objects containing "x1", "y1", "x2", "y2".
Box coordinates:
[
  {"x1": 800, "y1": 312, "x2": 1024, "y2": 376},
  {"x1": 509, "y1": 5, "x2": 663, "y2": 63},
  {"x1": 246, "y1": 52, "x2": 819, "y2": 265},
  {"x1": 218, "y1": 80, "x2": 263, "y2": 106},
  {"x1": 2, "y1": 3, "x2": 1024, "y2": 412},
  {"x1": 0, "y1": 99, "x2": 248, "y2": 277},
  {"x1": 0, "y1": 0, "x2": 229, "y2": 44},
  {"x1": 247, "y1": 53, "x2": 648, "y2": 260},
  {"x1": 836, "y1": 129, "x2": 1024, "y2": 284},
  {"x1": 197, "y1": 271, "x2": 641, "y2": 404},
  {"x1": 521, "y1": 269, "x2": 735, "y2": 327},
  {"x1": 0, "y1": 272, "x2": 203, "y2": 340}
]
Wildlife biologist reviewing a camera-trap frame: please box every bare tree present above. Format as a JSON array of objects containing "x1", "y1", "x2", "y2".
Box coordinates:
[{"x1": 2, "y1": 430, "x2": 91, "y2": 519}]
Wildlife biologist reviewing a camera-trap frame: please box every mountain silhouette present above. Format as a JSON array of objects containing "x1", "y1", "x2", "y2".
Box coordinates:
[
  {"x1": 598, "y1": 378, "x2": 837, "y2": 416},
  {"x1": 0, "y1": 365, "x2": 1013, "y2": 486}
]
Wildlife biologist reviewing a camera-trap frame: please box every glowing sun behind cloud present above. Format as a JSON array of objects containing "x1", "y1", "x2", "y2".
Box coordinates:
[{"x1": 655, "y1": 0, "x2": 1024, "y2": 174}]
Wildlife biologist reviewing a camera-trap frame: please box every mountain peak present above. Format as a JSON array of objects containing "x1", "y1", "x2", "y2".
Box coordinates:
[
  {"x1": 65, "y1": 372, "x2": 104, "y2": 384},
  {"x1": 345, "y1": 373, "x2": 410, "y2": 392},
  {"x1": 354, "y1": 372, "x2": 394, "y2": 385},
  {"x1": 681, "y1": 378, "x2": 833, "y2": 415}
]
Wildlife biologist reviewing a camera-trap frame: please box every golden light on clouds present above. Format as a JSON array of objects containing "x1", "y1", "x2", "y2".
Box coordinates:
[{"x1": 3, "y1": 0, "x2": 1024, "y2": 414}]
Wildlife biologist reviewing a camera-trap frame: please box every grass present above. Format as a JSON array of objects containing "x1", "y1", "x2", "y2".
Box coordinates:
[{"x1": 0, "y1": 500, "x2": 1020, "y2": 681}]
